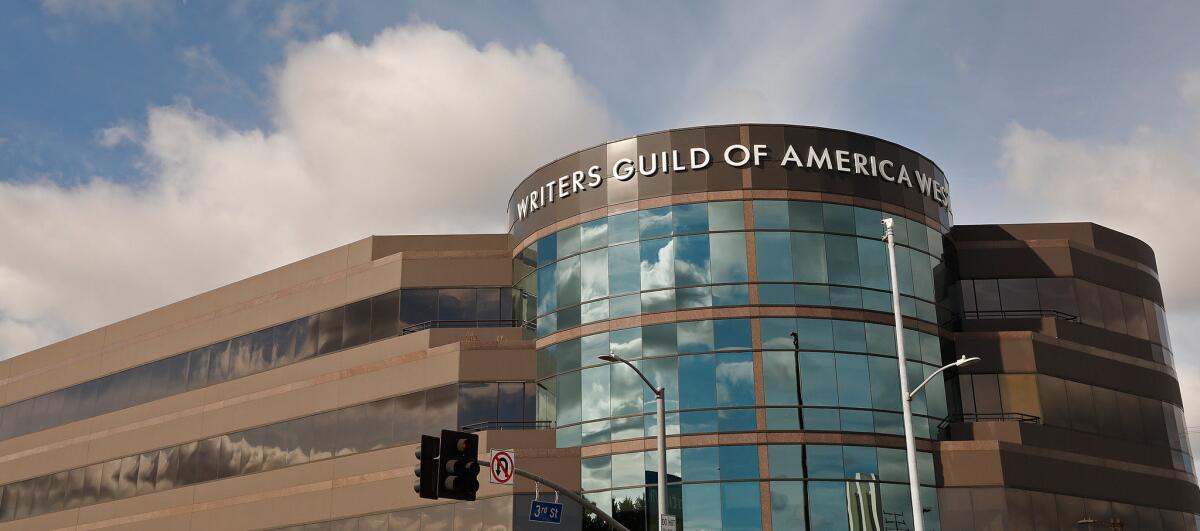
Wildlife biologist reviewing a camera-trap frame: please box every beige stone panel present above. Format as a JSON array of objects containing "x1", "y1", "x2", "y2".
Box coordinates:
[
  {"x1": 400, "y1": 256, "x2": 513, "y2": 287},
  {"x1": 199, "y1": 377, "x2": 340, "y2": 440},
  {"x1": 265, "y1": 244, "x2": 352, "y2": 292},
  {"x1": 0, "y1": 506, "x2": 79, "y2": 530},
  {"x1": 0, "y1": 362, "x2": 9, "y2": 404},
  {"x1": 345, "y1": 256, "x2": 404, "y2": 302},
  {"x1": 191, "y1": 457, "x2": 334, "y2": 504},
  {"x1": 84, "y1": 414, "x2": 205, "y2": 467},
  {"x1": 5, "y1": 328, "x2": 105, "y2": 381},
  {"x1": 2, "y1": 348, "x2": 105, "y2": 405},
  {"x1": 346, "y1": 236, "x2": 375, "y2": 267},
  {"x1": 75, "y1": 483, "x2": 197, "y2": 529},
  {"x1": 0, "y1": 420, "x2": 90, "y2": 482},
  {"x1": 336, "y1": 345, "x2": 457, "y2": 409},
  {"x1": 329, "y1": 446, "x2": 413, "y2": 519},
  {"x1": 203, "y1": 487, "x2": 332, "y2": 531},
  {"x1": 458, "y1": 347, "x2": 536, "y2": 382}
]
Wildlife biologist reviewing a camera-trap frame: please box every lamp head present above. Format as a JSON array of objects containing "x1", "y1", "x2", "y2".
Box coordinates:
[
  {"x1": 598, "y1": 354, "x2": 620, "y2": 363},
  {"x1": 955, "y1": 355, "x2": 981, "y2": 367}
]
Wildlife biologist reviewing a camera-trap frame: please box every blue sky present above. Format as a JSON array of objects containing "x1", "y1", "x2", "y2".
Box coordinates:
[{"x1": 2, "y1": 1, "x2": 1200, "y2": 441}]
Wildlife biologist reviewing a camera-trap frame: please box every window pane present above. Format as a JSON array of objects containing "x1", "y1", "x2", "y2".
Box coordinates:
[
  {"x1": 580, "y1": 249, "x2": 609, "y2": 302},
  {"x1": 673, "y1": 203, "x2": 709, "y2": 233},
  {"x1": 709, "y1": 201, "x2": 745, "y2": 231},
  {"x1": 835, "y1": 354, "x2": 871, "y2": 408},
  {"x1": 825, "y1": 235, "x2": 860, "y2": 286},
  {"x1": 998, "y1": 278, "x2": 1038, "y2": 311},
  {"x1": 557, "y1": 225, "x2": 580, "y2": 258},
  {"x1": 801, "y1": 352, "x2": 838, "y2": 406},
  {"x1": 763, "y1": 351, "x2": 798, "y2": 406},
  {"x1": 317, "y1": 306, "x2": 345, "y2": 353},
  {"x1": 609, "y1": 212, "x2": 639, "y2": 244},
  {"x1": 857, "y1": 238, "x2": 888, "y2": 291},
  {"x1": 791, "y1": 232, "x2": 827, "y2": 283},
  {"x1": 458, "y1": 382, "x2": 498, "y2": 429},
  {"x1": 438, "y1": 288, "x2": 477, "y2": 322},
  {"x1": 771, "y1": 481, "x2": 807, "y2": 530},
  {"x1": 720, "y1": 482, "x2": 763, "y2": 531},
  {"x1": 823, "y1": 203, "x2": 855, "y2": 234},
  {"x1": 788, "y1": 201, "x2": 823, "y2": 231},
  {"x1": 640, "y1": 206, "x2": 672, "y2": 238},
  {"x1": 753, "y1": 200, "x2": 789, "y2": 229},
  {"x1": 755, "y1": 232, "x2": 793, "y2": 282},
  {"x1": 1074, "y1": 280, "x2": 1104, "y2": 327},
  {"x1": 710, "y1": 233, "x2": 748, "y2": 283},
  {"x1": 369, "y1": 290, "x2": 399, "y2": 340},
  {"x1": 640, "y1": 238, "x2": 674, "y2": 290},
  {"x1": 678, "y1": 354, "x2": 716, "y2": 410},
  {"x1": 580, "y1": 218, "x2": 608, "y2": 251},
  {"x1": 536, "y1": 233, "x2": 557, "y2": 267},
  {"x1": 342, "y1": 299, "x2": 371, "y2": 348},
  {"x1": 683, "y1": 483, "x2": 722, "y2": 530},
  {"x1": 674, "y1": 234, "x2": 710, "y2": 287},
  {"x1": 715, "y1": 352, "x2": 755, "y2": 407},
  {"x1": 608, "y1": 242, "x2": 640, "y2": 295},
  {"x1": 399, "y1": 289, "x2": 437, "y2": 330}
]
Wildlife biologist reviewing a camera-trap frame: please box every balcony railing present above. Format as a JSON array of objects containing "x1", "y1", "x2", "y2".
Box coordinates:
[
  {"x1": 937, "y1": 412, "x2": 1042, "y2": 436},
  {"x1": 399, "y1": 319, "x2": 535, "y2": 335},
  {"x1": 959, "y1": 309, "x2": 1078, "y2": 321},
  {"x1": 460, "y1": 420, "x2": 553, "y2": 433}
]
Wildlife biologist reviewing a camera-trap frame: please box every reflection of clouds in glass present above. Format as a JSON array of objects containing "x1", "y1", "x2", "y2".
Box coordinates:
[
  {"x1": 580, "y1": 300, "x2": 608, "y2": 323},
  {"x1": 640, "y1": 289, "x2": 674, "y2": 309},
  {"x1": 715, "y1": 358, "x2": 755, "y2": 405},
  {"x1": 641, "y1": 239, "x2": 675, "y2": 289},
  {"x1": 674, "y1": 235, "x2": 710, "y2": 287},
  {"x1": 580, "y1": 222, "x2": 608, "y2": 249},
  {"x1": 611, "y1": 336, "x2": 642, "y2": 358},
  {"x1": 710, "y1": 233, "x2": 748, "y2": 283},
  {"x1": 678, "y1": 321, "x2": 714, "y2": 351},
  {"x1": 580, "y1": 250, "x2": 608, "y2": 301},
  {"x1": 640, "y1": 209, "x2": 672, "y2": 236}
]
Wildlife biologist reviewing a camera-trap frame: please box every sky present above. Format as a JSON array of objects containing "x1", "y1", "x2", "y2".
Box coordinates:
[{"x1": 2, "y1": 0, "x2": 1199, "y2": 452}]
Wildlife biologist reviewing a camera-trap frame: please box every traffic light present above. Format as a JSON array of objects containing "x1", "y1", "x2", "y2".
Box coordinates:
[
  {"x1": 413, "y1": 434, "x2": 440, "y2": 500},
  {"x1": 437, "y1": 429, "x2": 480, "y2": 501}
]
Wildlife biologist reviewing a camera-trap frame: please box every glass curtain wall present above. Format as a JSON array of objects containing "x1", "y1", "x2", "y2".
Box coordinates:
[{"x1": 518, "y1": 200, "x2": 952, "y2": 530}]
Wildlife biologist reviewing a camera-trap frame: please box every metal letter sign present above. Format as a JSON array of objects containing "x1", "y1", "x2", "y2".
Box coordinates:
[
  {"x1": 489, "y1": 449, "x2": 515, "y2": 485},
  {"x1": 529, "y1": 500, "x2": 563, "y2": 524}
]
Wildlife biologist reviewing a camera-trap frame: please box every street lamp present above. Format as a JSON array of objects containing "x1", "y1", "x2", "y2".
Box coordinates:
[
  {"x1": 882, "y1": 218, "x2": 980, "y2": 531},
  {"x1": 599, "y1": 353, "x2": 669, "y2": 530}
]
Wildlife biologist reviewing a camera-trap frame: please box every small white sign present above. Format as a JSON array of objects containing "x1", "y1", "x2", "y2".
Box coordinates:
[
  {"x1": 659, "y1": 514, "x2": 677, "y2": 531},
  {"x1": 489, "y1": 449, "x2": 515, "y2": 485}
]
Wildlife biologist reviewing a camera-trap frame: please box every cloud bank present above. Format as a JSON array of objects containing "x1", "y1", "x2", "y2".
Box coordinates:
[{"x1": 0, "y1": 24, "x2": 611, "y2": 357}]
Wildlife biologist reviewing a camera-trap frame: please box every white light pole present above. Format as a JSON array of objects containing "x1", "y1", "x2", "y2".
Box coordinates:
[
  {"x1": 882, "y1": 217, "x2": 979, "y2": 531},
  {"x1": 599, "y1": 353, "x2": 669, "y2": 530}
]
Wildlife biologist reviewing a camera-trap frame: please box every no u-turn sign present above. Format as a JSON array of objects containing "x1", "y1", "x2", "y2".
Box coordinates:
[{"x1": 490, "y1": 449, "x2": 515, "y2": 485}]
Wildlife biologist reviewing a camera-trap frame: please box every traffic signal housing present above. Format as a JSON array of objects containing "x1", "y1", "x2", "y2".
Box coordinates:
[
  {"x1": 437, "y1": 429, "x2": 480, "y2": 501},
  {"x1": 413, "y1": 435, "x2": 440, "y2": 500}
]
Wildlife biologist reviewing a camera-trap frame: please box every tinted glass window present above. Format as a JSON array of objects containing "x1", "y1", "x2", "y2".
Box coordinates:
[
  {"x1": 369, "y1": 291, "x2": 399, "y2": 340},
  {"x1": 341, "y1": 299, "x2": 371, "y2": 348}
]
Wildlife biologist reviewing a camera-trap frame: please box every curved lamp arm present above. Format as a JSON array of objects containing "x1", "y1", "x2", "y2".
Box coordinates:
[
  {"x1": 599, "y1": 353, "x2": 664, "y2": 397},
  {"x1": 907, "y1": 355, "x2": 980, "y2": 401}
]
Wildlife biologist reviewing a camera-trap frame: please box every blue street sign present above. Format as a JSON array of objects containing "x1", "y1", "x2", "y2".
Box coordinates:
[{"x1": 529, "y1": 500, "x2": 563, "y2": 524}]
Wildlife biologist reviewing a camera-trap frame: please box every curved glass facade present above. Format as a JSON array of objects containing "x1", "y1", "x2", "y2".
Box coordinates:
[
  {"x1": 514, "y1": 200, "x2": 948, "y2": 338},
  {"x1": 516, "y1": 198, "x2": 952, "y2": 530}
]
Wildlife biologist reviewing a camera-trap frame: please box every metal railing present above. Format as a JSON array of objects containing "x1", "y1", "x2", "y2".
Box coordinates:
[
  {"x1": 937, "y1": 412, "x2": 1042, "y2": 435},
  {"x1": 460, "y1": 420, "x2": 553, "y2": 433},
  {"x1": 399, "y1": 319, "x2": 535, "y2": 335},
  {"x1": 959, "y1": 309, "x2": 1078, "y2": 321}
]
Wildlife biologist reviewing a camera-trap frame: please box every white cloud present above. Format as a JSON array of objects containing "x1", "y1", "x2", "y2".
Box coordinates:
[
  {"x1": 0, "y1": 23, "x2": 611, "y2": 358},
  {"x1": 998, "y1": 70, "x2": 1200, "y2": 465},
  {"x1": 672, "y1": 2, "x2": 887, "y2": 127},
  {"x1": 96, "y1": 123, "x2": 138, "y2": 147}
]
